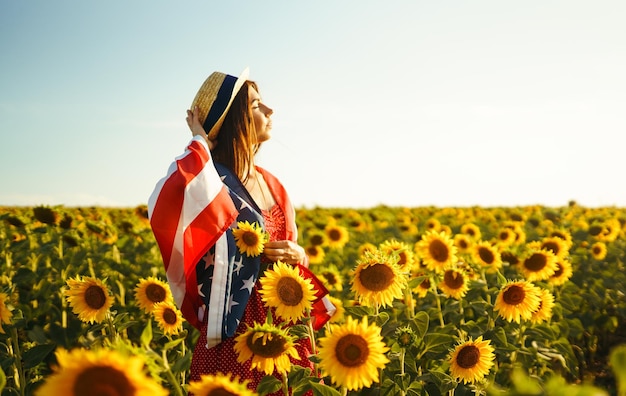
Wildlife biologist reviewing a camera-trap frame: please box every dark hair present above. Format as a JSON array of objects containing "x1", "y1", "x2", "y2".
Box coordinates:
[{"x1": 211, "y1": 81, "x2": 260, "y2": 182}]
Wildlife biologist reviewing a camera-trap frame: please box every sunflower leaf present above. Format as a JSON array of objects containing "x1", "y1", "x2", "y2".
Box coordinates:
[
  {"x1": 140, "y1": 318, "x2": 153, "y2": 348},
  {"x1": 22, "y1": 343, "x2": 56, "y2": 369},
  {"x1": 343, "y1": 305, "x2": 373, "y2": 319},
  {"x1": 375, "y1": 311, "x2": 390, "y2": 328},
  {"x1": 409, "y1": 311, "x2": 429, "y2": 339},
  {"x1": 257, "y1": 375, "x2": 282, "y2": 395}
]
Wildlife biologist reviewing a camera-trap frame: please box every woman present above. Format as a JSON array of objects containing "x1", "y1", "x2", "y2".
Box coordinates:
[{"x1": 148, "y1": 68, "x2": 331, "y2": 394}]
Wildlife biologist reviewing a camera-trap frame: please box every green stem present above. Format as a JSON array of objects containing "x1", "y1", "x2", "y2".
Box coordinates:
[
  {"x1": 10, "y1": 327, "x2": 26, "y2": 396},
  {"x1": 281, "y1": 371, "x2": 290, "y2": 396},
  {"x1": 433, "y1": 286, "x2": 445, "y2": 327},
  {"x1": 162, "y1": 349, "x2": 184, "y2": 396},
  {"x1": 404, "y1": 288, "x2": 414, "y2": 320},
  {"x1": 106, "y1": 313, "x2": 118, "y2": 344},
  {"x1": 400, "y1": 348, "x2": 406, "y2": 396},
  {"x1": 306, "y1": 312, "x2": 320, "y2": 378}
]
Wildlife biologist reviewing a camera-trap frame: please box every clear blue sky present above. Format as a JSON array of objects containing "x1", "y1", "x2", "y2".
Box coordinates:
[{"x1": 1, "y1": 1, "x2": 625, "y2": 209}]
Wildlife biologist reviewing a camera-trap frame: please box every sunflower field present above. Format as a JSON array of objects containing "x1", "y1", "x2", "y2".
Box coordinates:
[{"x1": 1, "y1": 203, "x2": 626, "y2": 396}]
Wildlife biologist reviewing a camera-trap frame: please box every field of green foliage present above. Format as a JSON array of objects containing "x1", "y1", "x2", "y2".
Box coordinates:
[{"x1": 1, "y1": 203, "x2": 626, "y2": 395}]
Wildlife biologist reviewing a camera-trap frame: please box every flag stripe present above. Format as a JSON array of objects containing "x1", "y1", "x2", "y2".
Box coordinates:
[
  {"x1": 149, "y1": 136, "x2": 238, "y2": 329},
  {"x1": 206, "y1": 233, "x2": 230, "y2": 346}
]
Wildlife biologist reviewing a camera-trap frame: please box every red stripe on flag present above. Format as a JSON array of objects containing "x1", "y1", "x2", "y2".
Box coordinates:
[{"x1": 296, "y1": 264, "x2": 334, "y2": 330}]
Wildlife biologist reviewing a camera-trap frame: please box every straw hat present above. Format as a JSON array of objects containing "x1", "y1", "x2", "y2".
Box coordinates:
[{"x1": 190, "y1": 67, "x2": 249, "y2": 140}]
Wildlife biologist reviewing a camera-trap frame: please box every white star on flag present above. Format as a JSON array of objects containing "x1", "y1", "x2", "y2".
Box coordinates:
[{"x1": 240, "y1": 275, "x2": 256, "y2": 294}]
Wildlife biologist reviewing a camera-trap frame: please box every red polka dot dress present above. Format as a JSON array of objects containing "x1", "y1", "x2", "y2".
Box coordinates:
[{"x1": 189, "y1": 205, "x2": 315, "y2": 395}]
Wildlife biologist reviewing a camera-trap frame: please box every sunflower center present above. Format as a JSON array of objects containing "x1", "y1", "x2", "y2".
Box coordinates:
[
  {"x1": 502, "y1": 285, "x2": 525, "y2": 306},
  {"x1": 420, "y1": 278, "x2": 431, "y2": 289},
  {"x1": 145, "y1": 284, "x2": 167, "y2": 304},
  {"x1": 335, "y1": 334, "x2": 369, "y2": 367},
  {"x1": 524, "y1": 253, "x2": 547, "y2": 272},
  {"x1": 501, "y1": 252, "x2": 519, "y2": 265},
  {"x1": 429, "y1": 240, "x2": 449, "y2": 262},
  {"x1": 458, "y1": 239, "x2": 469, "y2": 249},
  {"x1": 456, "y1": 345, "x2": 480, "y2": 369},
  {"x1": 322, "y1": 273, "x2": 337, "y2": 285},
  {"x1": 398, "y1": 252, "x2": 408, "y2": 266},
  {"x1": 553, "y1": 262, "x2": 564, "y2": 277},
  {"x1": 84, "y1": 285, "x2": 107, "y2": 310},
  {"x1": 499, "y1": 231, "x2": 511, "y2": 241},
  {"x1": 359, "y1": 263, "x2": 394, "y2": 291},
  {"x1": 242, "y1": 231, "x2": 259, "y2": 246},
  {"x1": 306, "y1": 246, "x2": 320, "y2": 256},
  {"x1": 162, "y1": 307, "x2": 178, "y2": 324},
  {"x1": 247, "y1": 333, "x2": 287, "y2": 358},
  {"x1": 443, "y1": 271, "x2": 464, "y2": 290},
  {"x1": 328, "y1": 229, "x2": 342, "y2": 242},
  {"x1": 478, "y1": 247, "x2": 495, "y2": 264},
  {"x1": 277, "y1": 277, "x2": 303, "y2": 306},
  {"x1": 542, "y1": 241, "x2": 560, "y2": 255},
  {"x1": 310, "y1": 234, "x2": 324, "y2": 246},
  {"x1": 73, "y1": 366, "x2": 135, "y2": 396}
]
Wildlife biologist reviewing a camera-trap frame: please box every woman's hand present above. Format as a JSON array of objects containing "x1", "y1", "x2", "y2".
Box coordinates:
[
  {"x1": 263, "y1": 240, "x2": 307, "y2": 266},
  {"x1": 186, "y1": 106, "x2": 217, "y2": 150}
]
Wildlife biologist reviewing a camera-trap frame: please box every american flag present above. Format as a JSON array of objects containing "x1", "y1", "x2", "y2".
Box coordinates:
[{"x1": 148, "y1": 136, "x2": 333, "y2": 348}]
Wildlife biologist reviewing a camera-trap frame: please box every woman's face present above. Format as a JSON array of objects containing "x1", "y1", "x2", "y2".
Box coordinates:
[{"x1": 249, "y1": 85, "x2": 273, "y2": 143}]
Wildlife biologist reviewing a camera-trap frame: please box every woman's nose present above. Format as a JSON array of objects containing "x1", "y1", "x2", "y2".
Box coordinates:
[{"x1": 262, "y1": 104, "x2": 273, "y2": 116}]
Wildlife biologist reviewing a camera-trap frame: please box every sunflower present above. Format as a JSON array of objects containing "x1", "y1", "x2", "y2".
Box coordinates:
[
  {"x1": 134, "y1": 277, "x2": 173, "y2": 313},
  {"x1": 351, "y1": 250, "x2": 407, "y2": 308},
  {"x1": 306, "y1": 230, "x2": 327, "y2": 247},
  {"x1": 519, "y1": 248, "x2": 558, "y2": 282},
  {"x1": 504, "y1": 222, "x2": 527, "y2": 245},
  {"x1": 187, "y1": 373, "x2": 257, "y2": 396},
  {"x1": 152, "y1": 301, "x2": 184, "y2": 335},
  {"x1": 549, "y1": 229, "x2": 574, "y2": 250},
  {"x1": 500, "y1": 250, "x2": 520, "y2": 266},
  {"x1": 529, "y1": 288, "x2": 555, "y2": 324},
  {"x1": 590, "y1": 241, "x2": 608, "y2": 261},
  {"x1": 472, "y1": 241, "x2": 503, "y2": 272},
  {"x1": 398, "y1": 220, "x2": 419, "y2": 236},
  {"x1": 233, "y1": 322, "x2": 299, "y2": 375},
  {"x1": 424, "y1": 217, "x2": 441, "y2": 232},
  {"x1": 0, "y1": 292, "x2": 13, "y2": 334},
  {"x1": 412, "y1": 274, "x2": 431, "y2": 298},
  {"x1": 258, "y1": 261, "x2": 316, "y2": 324},
  {"x1": 530, "y1": 237, "x2": 570, "y2": 260},
  {"x1": 548, "y1": 258, "x2": 574, "y2": 286},
  {"x1": 379, "y1": 239, "x2": 415, "y2": 273},
  {"x1": 460, "y1": 223, "x2": 482, "y2": 240},
  {"x1": 318, "y1": 265, "x2": 343, "y2": 292},
  {"x1": 494, "y1": 280, "x2": 541, "y2": 323},
  {"x1": 34, "y1": 347, "x2": 167, "y2": 396},
  {"x1": 494, "y1": 228, "x2": 517, "y2": 247},
  {"x1": 358, "y1": 242, "x2": 378, "y2": 257},
  {"x1": 438, "y1": 269, "x2": 469, "y2": 300},
  {"x1": 64, "y1": 276, "x2": 114, "y2": 324},
  {"x1": 415, "y1": 230, "x2": 458, "y2": 273},
  {"x1": 232, "y1": 221, "x2": 268, "y2": 257},
  {"x1": 318, "y1": 316, "x2": 390, "y2": 391},
  {"x1": 304, "y1": 244, "x2": 325, "y2": 264},
  {"x1": 453, "y1": 234, "x2": 474, "y2": 255},
  {"x1": 449, "y1": 336, "x2": 495, "y2": 384},
  {"x1": 324, "y1": 222, "x2": 350, "y2": 249}
]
